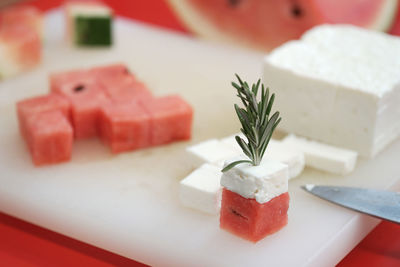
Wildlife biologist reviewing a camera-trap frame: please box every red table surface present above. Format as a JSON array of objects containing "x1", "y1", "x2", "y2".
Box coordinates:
[{"x1": 1, "y1": 0, "x2": 400, "y2": 266}]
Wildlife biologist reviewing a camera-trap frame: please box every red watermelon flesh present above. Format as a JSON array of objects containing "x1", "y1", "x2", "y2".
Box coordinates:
[
  {"x1": 100, "y1": 75, "x2": 153, "y2": 104},
  {"x1": 99, "y1": 102, "x2": 151, "y2": 153},
  {"x1": 24, "y1": 111, "x2": 73, "y2": 166},
  {"x1": 0, "y1": 6, "x2": 42, "y2": 34},
  {"x1": 63, "y1": 83, "x2": 111, "y2": 139},
  {"x1": 142, "y1": 95, "x2": 193, "y2": 146},
  {"x1": 170, "y1": 0, "x2": 398, "y2": 51},
  {"x1": 17, "y1": 94, "x2": 71, "y2": 138},
  {"x1": 0, "y1": 25, "x2": 41, "y2": 69},
  {"x1": 89, "y1": 63, "x2": 130, "y2": 79},
  {"x1": 49, "y1": 70, "x2": 95, "y2": 94},
  {"x1": 389, "y1": 1, "x2": 400, "y2": 35},
  {"x1": 220, "y1": 188, "x2": 289, "y2": 243}
]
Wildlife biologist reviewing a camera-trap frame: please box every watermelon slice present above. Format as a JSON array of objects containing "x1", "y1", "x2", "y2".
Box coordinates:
[
  {"x1": 389, "y1": 1, "x2": 400, "y2": 35},
  {"x1": 220, "y1": 189, "x2": 289, "y2": 243},
  {"x1": 24, "y1": 111, "x2": 73, "y2": 166},
  {"x1": 143, "y1": 95, "x2": 193, "y2": 146},
  {"x1": 167, "y1": 0, "x2": 398, "y2": 51},
  {"x1": 17, "y1": 94, "x2": 71, "y2": 139},
  {"x1": 99, "y1": 102, "x2": 151, "y2": 153}
]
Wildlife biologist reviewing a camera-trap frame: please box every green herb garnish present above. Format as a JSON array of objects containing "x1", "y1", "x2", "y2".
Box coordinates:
[{"x1": 221, "y1": 74, "x2": 281, "y2": 172}]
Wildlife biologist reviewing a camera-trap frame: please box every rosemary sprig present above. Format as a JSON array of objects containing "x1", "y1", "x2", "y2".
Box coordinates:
[{"x1": 221, "y1": 74, "x2": 281, "y2": 172}]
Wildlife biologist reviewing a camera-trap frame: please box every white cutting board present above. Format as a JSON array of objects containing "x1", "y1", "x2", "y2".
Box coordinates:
[{"x1": 0, "y1": 10, "x2": 399, "y2": 267}]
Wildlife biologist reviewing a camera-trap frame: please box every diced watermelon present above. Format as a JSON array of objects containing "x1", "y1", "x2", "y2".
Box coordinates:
[
  {"x1": 0, "y1": 6, "x2": 42, "y2": 35},
  {"x1": 49, "y1": 70, "x2": 95, "y2": 94},
  {"x1": 0, "y1": 25, "x2": 41, "y2": 73},
  {"x1": 101, "y1": 75, "x2": 153, "y2": 104},
  {"x1": 143, "y1": 95, "x2": 193, "y2": 146},
  {"x1": 99, "y1": 102, "x2": 151, "y2": 153},
  {"x1": 16, "y1": 94, "x2": 71, "y2": 138},
  {"x1": 220, "y1": 189, "x2": 289, "y2": 243},
  {"x1": 24, "y1": 111, "x2": 73, "y2": 166},
  {"x1": 59, "y1": 83, "x2": 110, "y2": 139},
  {"x1": 89, "y1": 63, "x2": 129, "y2": 79}
]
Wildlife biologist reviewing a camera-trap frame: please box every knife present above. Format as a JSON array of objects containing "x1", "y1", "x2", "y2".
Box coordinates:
[{"x1": 301, "y1": 185, "x2": 400, "y2": 224}]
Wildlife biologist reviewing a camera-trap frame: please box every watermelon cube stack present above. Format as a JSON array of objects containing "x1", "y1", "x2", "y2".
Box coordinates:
[
  {"x1": 0, "y1": 6, "x2": 42, "y2": 80},
  {"x1": 16, "y1": 63, "x2": 193, "y2": 166},
  {"x1": 17, "y1": 94, "x2": 71, "y2": 138},
  {"x1": 17, "y1": 95, "x2": 72, "y2": 166},
  {"x1": 65, "y1": 1, "x2": 113, "y2": 47},
  {"x1": 24, "y1": 111, "x2": 73, "y2": 166},
  {"x1": 220, "y1": 158, "x2": 289, "y2": 242}
]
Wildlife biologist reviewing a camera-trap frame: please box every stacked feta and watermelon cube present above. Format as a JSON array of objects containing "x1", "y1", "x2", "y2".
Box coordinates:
[
  {"x1": 64, "y1": 0, "x2": 113, "y2": 46},
  {"x1": 0, "y1": 6, "x2": 42, "y2": 80},
  {"x1": 16, "y1": 63, "x2": 193, "y2": 166},
  {"x1": 220, "y1": 157, "x2": 289, "y2": 242}
]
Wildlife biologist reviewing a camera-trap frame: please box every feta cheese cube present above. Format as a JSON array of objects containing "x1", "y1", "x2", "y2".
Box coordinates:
[
  {"x1": 221, "y1": 157, "x2": 288, "y2": 204},
  {"x1": 220, "y1": 133, "x2": 246, "y2": 154},
  {"x1": 179, "y1": 163, "x2": 222, "y2": 214},
  {"x1": 263, "y1": 25, "x2": 400, "y2": 157},
  {"x1": 282, "y1": 134, "x2": 358, "y2": 175},
  {"x1": 222, "y1": 134, "x2": 305, "y2": 179},
  {"x1": 263, "y1": 139, "x2": 305, "y2": 179},
  {"x1": 186, "y1": 139, "x2": 240, "y2": 167}
]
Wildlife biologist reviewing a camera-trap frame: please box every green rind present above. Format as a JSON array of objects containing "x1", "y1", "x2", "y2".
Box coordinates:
[{"x1": 74, "y1": 16, "x2": 112, "y2": 46}]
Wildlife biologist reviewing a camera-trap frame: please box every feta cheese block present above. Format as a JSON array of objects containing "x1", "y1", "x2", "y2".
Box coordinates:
[
  {"x1": 186, "y1": 139, "x2": 241, "y2": 168},
  {"x1": 65, "y1": 1, "x2": 113, "y2": 46},
  {"x1": 283, "y1": 134, "x2": 358, "y2": 175},
  {"x1": 179, "y1": 163, "x2": 222, "y2": 214},
  {"x1": 262, "y1": 139, "x2": 305, "y2": 179},
  {"x1": 221, "y1": 134, "x2": 305, "y2": 179},
  {"x1": 221, "y1": 156, "x2": 288, "y2": 204},
  {"x1": 263, "y1": 25, "x2": 400, "y2": 158}
]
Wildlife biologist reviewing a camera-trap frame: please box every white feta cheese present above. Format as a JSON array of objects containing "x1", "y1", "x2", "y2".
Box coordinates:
[
  {"x1": 282, "y1": 134, "x2": 358, "y2": 175},
  {"x1": 263, "y1": 25, "x2": 400, "y2": 157},
  {"x1": 222, "y1": 134, "x2": 305, "y2": 179},
  {"x1": 263, "y1": 139, "x2": 305, "y2": 179},
  {"x1": 179, "y1": 163, "x2": 222, "y2": 214},
  {"x1": 220, "y1": 133, "x2": 245, "y2": 154},
  {"x1": 186, "y1": 139, "x2": 240, "y2": 168},
  {"x1": 221, "y1": 156, "x2": 288, "y2": 204}
]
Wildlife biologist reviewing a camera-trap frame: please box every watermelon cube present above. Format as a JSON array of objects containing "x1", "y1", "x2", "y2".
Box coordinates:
[
  {"x1": 99, "y1": 102, "x2": 151, "y2": 153},
  {"x1": 62, "y1": 83, "x2": 110, "y2": 139},
  {"x1": 143, "y1": 95, "x2": 193, "y2": 146},
  {"x1": 65, "y1": 1, "x2": 113, "y2": 46},
  {"x1": 16, "y1": 94, "x2": 71, "y2": 138},
  {"x1": 24, "y1": 111, "x2": 73, "y2": 166},
  {"x1": 49, "y1": 69, "x2": 95, "y2": 94},
  {"x1": 89, "y1": 63, "x2": 129, "y2": 79},
  {"x1": 220, "y1": 189, "x2": 289, "y2": 243},
  {"x1": 101, "y1": 75, "x2": 153, "y2": 104},
  {"x1": 0, "y1": 26, "x2": 41, "y2": 79},
  {"x1": 0, "y1": 6, "x2": 42, "y2": 35}
]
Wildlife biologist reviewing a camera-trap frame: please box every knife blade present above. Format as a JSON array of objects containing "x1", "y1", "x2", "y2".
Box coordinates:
[{"x1": 301, "y1": 185, "x2": 400, "y2": 224}]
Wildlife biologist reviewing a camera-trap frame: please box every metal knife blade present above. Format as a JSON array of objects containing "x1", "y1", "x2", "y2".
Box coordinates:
[{"x1": 302, "y1": 185, "x2": 400, "y2": 224}]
